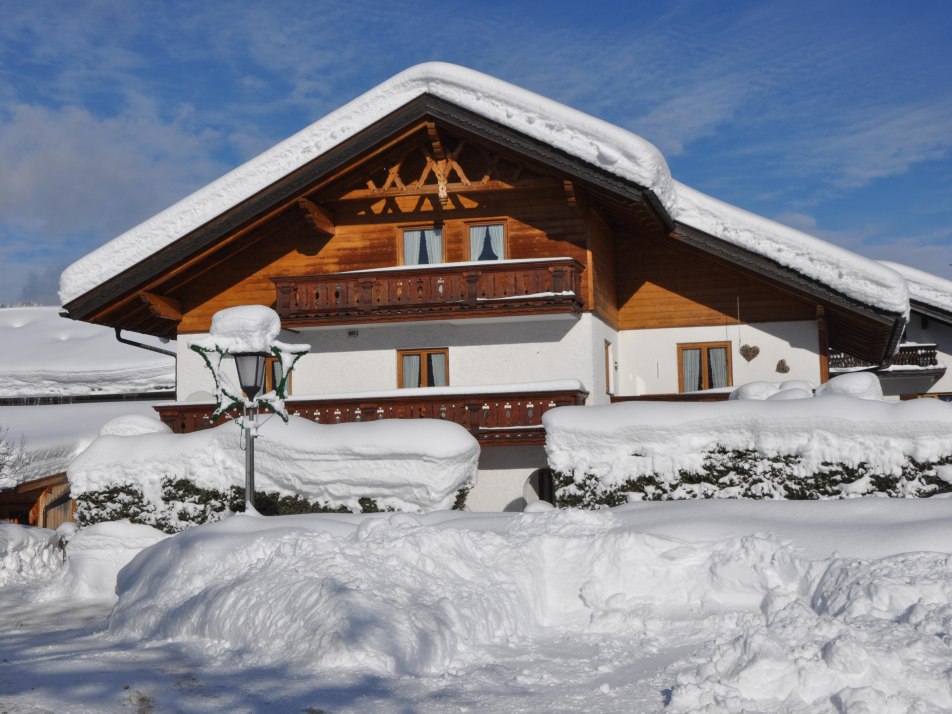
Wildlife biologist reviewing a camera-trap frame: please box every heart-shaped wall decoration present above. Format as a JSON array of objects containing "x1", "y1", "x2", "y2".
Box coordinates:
[{"x1": 739, "y1": 344, "x2": 760, "y2": 362}]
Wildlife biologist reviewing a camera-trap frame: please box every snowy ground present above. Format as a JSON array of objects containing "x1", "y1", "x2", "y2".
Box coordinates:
[{"x1": 3, "y1": 498, "x2": 952, "y2": 713}]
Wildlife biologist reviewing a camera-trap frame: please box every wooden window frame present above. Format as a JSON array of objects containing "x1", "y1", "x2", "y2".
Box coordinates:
[
  {"x1": 399, "y1": 224, "x2": 445, "y2": 266},
  {"x1": 397, "y1": 348, "x2": 450, "y2": 388},
  {"x1": 677, "y1": 341, "x2": 733, "y2": 392},
  {"x1": 264, "y1": 355, "x2": 291, "y2": 396},
  {"x1": 465, "y1": 219, "x2": 509, "y2": 261}
]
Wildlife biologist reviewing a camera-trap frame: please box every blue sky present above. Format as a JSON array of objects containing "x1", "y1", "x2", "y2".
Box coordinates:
[{"x1": 1, "y1": 0, "x2": 950, "y2": 305}]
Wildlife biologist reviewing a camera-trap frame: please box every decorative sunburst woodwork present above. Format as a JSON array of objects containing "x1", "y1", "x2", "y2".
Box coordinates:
[{"x1": 318, "y1": 126, "x2": 558, "y2": 216}]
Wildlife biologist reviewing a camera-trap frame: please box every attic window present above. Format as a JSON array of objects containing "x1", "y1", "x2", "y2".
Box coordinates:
[
  {"x1": 469, "y1": 224, "x2": 505, "y2": 261},
  {"x1": 403, "y1": 227, "x2": 443, "y2": 265}
]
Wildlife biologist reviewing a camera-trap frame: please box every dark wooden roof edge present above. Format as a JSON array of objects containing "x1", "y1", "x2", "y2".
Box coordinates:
[
  {"x1": 911, "y1": 300, "x2": 952, "y2": 326},
  {"x1": 62, "y1": 93, "x2": 673, "y2": 323}
]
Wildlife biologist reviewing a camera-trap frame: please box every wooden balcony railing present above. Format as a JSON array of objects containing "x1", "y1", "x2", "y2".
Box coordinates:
[
  {"x1": 830, "y1": 343, "x2": 940, "y2": 371},
  {"x1": 272, "y1": 258, "x2": 584, "y2": 326},
  {"x1": 155, "y1": 386, "x2": 589, "y2": 446}
]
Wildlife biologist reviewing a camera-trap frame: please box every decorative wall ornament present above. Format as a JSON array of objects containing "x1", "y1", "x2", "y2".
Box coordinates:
[
  {"x1": 776, "y1": 359, "x2": 790, "y2": 374},
  {"x1": 739, "y1": 344, "x2": 760, "y2": 362}
]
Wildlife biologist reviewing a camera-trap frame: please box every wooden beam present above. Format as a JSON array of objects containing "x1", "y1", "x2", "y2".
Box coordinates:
[
  {"x1": 817, "y1": 305, "x2": 830, "y2": 383},
  {"x1": 425, "y1": 121, "x2": 445, "y2": 161},
  {"x1": 296, "y1": 198, "x2": 336, "y2": 236},
  {"x1": 139, "y1": 292, "x2": 183, "y2": 321}
]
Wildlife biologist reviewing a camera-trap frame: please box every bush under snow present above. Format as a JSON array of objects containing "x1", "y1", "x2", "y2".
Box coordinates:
[
  {"x1": 545, "y1": 378, "x2": 952, "y2": 507},
  {"x1": 69, "y1": 415, "x2": 479, "y2": 530}
]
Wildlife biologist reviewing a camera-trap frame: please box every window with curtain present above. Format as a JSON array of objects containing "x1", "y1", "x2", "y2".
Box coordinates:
[
  {"x1": 403, "y1": 227, "x2": 443, "y2": 265},
  {"x1": 264, "y1": 356, "x2": 291, "y2": 396},
  {"x1": 469, "y1": 223, "x2": 505, "y2": 261},
  {"x1": 678, "y1": 342, "x2": 732, "y2": 392},
  {"x1": 398, "y1": 348, "x2": 449, "y2": 388}
]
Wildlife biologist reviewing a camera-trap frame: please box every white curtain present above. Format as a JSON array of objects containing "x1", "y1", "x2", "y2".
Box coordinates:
[
  {"x1": 428, "y1": 352, "x2": 447, "y2": 387},
  {"x1": 470, "y1": 224, "x2": 504, "y2": 260},
  {"x1": 681, "y1": 348, "x2": 701, "y2": 391},
  {"x1": 403, "y1": 230, "x2": 421, "y2": 265},
  {"x1": 708, "y1": 347, "x2": 729, "y2": 389},
  {"x1": 424, "y1": 227, "x2": 442, "y2": 264},
  {"x1": 402, "y1": 354, "x2": 421, "y2": 388}
]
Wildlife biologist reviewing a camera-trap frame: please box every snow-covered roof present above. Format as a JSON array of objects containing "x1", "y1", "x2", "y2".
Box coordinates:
[
  {"x1": 59, "y1": 62, "x2": 908, "y2": 317},
  {"x1": 880, "y1": 261, "x2": 952, "y2": 317},
  {"x1": 0, "y1": 306, "x2": 175, "y2": 398}
]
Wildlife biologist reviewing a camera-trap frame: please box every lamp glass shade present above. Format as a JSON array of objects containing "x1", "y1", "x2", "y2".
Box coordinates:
[
  {"x1": 234, "y1": 352, "x2": 267, "y2": 400},
  {"x1": 271, "y1": 359, "x2": 283, "y2": 392}
]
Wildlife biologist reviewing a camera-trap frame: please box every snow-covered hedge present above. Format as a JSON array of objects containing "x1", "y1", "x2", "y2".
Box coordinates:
[
  {"x1": 69, "y1": 415, "x2": 479, "y2": 532},
  {"x1": 544, "y1": 386, "x2": 952, "y2": 507}
]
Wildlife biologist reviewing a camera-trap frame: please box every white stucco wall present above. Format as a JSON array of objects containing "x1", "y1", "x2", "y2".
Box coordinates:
[
  {"x1": 467, "y1": 445, "x2": 549, "y2": 512},
  {"x1": 615, "y1": 320, "x2": 821, "y2": 395},
  {"x1": 178, "y1": 314, "x2": 612, "y2": 402}
]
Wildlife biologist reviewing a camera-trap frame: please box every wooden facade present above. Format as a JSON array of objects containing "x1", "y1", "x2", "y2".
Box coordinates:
[{"x1": 0, "y1": 473, "x2": 73, "y2": 529}]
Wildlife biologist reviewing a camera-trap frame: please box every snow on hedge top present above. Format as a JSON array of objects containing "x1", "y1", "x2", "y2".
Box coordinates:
[
  {"x1": 0, "y1": 306, "x2": 174, "y2": 397},
  {"x1": 68, "y1": 415, "x2": 479, "y2": 514},
  {"x1": 674, "y1": 183, "x2": 909, "y2": 316},
  {"x1": 880, "y1": 260, "x2": 952, "y2": 316},
  {"x1": 58, "y1": 63, "x2": 907, "y2": 316}
]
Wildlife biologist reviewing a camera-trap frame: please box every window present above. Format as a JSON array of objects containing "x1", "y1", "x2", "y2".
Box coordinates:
[
  {"x1": 264, "y1": 356, "x2": 291, "y2": 396},
  {"x1": 469, "y1": 223, "x2": 505, "y2": 261},
  {"x1": 398, "y1": 348, "x2": 449, "y2": 388},
  {"x1": 403, "y1": 226, "x2": 443, "y2": 265},
  {"x1": 678, "y1": 342, "x2": 731, "y2": 392}
]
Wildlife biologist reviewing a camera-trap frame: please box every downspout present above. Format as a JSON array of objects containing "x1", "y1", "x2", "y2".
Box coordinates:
[{"x1": 114, "y1": 327, "x2": 177, "y2": 358}]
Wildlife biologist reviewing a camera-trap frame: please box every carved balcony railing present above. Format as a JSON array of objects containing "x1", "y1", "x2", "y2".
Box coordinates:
[
  {"x1": 272, "y1": 258, "x2": 584, "y2": 326},
  {"x1": 829, "y1": 343, "x2": 940, "y2": 371},
  {"x1": 155, "y1": 385, "x2": 589, "y2": 446}
]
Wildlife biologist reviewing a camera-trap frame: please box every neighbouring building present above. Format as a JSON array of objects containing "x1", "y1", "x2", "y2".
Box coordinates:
[{"x1": 58, "y1": 64, "x2": 939, "y2": 510}]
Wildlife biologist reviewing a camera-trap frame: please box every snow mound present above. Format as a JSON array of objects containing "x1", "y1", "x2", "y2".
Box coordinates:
[
  {"x1": 98, "y1": 414, "x2": 172, "y2": 437},
  {"x1": 31, "y1": 521, "x2": 167, "y2": 602},
  {"x1": 69, "y1": 415, "x2": 479, "y2": 513},
  {"x1": 189, "y1": 304, "x2": 280, "y2": 354},
  {"x1": 59, "y1": 64, "x2": 907, "y2": 318},
  {"x1": 544, "y1": 393, "x2": 952, "y2": 486},
  {"x1": 0, "y1": 523, "x2": 63, "y2": 588},
  {"x1": 107, "y1": 509, "x2": 812, "y2": 676},
  {"x1": 0, "y1": 306, "x2": 174, "y2": 397},
  {"x1": 730, "y1": 379, "x2": 816, "y2": 400},
  {"x1": 815, "y1": 371, "x2": 883, "y2": 400}
]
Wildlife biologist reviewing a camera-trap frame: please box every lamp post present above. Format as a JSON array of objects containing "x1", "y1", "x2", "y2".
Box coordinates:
[{"x1": 233, "y1": 352, "x2": 268, "y2": 512}]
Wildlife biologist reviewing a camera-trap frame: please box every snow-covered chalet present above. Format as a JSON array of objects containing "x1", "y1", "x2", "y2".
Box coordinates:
[{"x1": 58, "y1": 63, "x2": 949, "y2": 510}]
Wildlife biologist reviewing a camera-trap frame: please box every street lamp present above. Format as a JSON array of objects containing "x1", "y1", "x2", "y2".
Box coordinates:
[{"x1": 233, "y1": 352, "x2": 268, "y2": 511}]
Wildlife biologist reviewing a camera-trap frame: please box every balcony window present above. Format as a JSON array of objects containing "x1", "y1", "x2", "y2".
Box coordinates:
[
  {"x1": 679, "y1": 342, "x2": 731, "y2": 392},
  {"x1": 469, "y1": 223, "x2": 505, "y2": 261},
  {"x1": 403, "y1": 227, "x2": 443, "y2": 265},
  {"x1": 399, "y1": 348, "x2": 449, "y2": 388}
]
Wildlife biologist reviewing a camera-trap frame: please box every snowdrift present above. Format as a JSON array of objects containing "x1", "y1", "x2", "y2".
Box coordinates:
[
  {"x1": 68, "y1": 415, "x2": 479, "y2": 516},
  {"x1": 103, "y1": 499, "x2": 952, "y2": 711}
]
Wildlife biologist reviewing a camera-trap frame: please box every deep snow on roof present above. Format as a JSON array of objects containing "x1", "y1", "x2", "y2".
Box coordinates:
[
  {"x1": 60, "y1": 62, "x2": 908, "y2": 316},
  {"x1": 880, "y1": 261, "x2": 952, "y2": 316}
]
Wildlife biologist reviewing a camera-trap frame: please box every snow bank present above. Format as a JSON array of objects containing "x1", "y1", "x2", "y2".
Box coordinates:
[
  {"x1": 0, "y1": 306, "x2": 174, "y2": 397},
  {"x1": 59, "y1": 64, "x2": 907, "y2": 318},
  {"x1": 0, "y1": 522, "x2": 63, "y2": 587},
  {"x1": 105, "y1": 497, "x2": 952, "y2": 706},
  {"x1": 68, "y1": 415, "x2": 479, "y2": 514},
  {"x1": 881, "y1": 260, "x2": 952, "y2": 315},
  {"x1": 544, "y1": 391, "x2": 952, "y2": 487},
  {"x1": 30, "y1": 521, "x2": 167, "y2": 602}
]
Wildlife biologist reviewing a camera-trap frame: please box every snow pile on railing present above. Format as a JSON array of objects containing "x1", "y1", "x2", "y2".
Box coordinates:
[
  {"x1": 101, "y1": 499, "x2": 952, "y2": 711},
  {"x1": 544, "y1": 377, "x2": 952, "y2": 501},
  {"x1": 68, "y1": 415, "x2": 479, "y2": 516}
]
